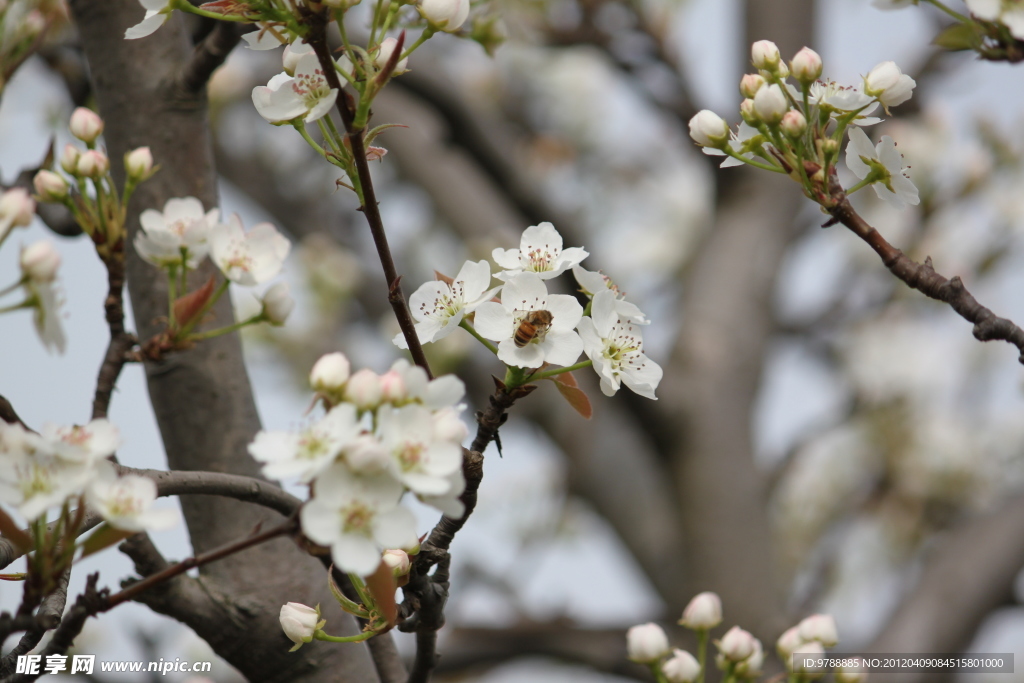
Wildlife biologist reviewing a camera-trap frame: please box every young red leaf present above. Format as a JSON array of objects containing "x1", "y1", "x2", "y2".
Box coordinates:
[
  {"x1": 0, "y1": 507, "x2": 32, "y2": 553},
  {"x1": 78, "y1": 523, "x2": 137, "y2": 560},
  {"x1": 365, "y1": 560, "x2": 398, "y2": 628}
]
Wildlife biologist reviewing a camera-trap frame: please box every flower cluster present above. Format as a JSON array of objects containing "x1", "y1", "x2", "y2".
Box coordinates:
[
  {"x1": 401, "y1": 222, "x2": 663, "y2": 400},
  {"x1": 0, "y1": 419, "x2": 175, "y2": 531},
  {"x1": 133, "y1": 196, "x2": 293, "y2": 342},
  {"x1": 688, "y1": 41, "x2": 920, "y2": 210},
  {"x1": 249, "y1": 352, "x2": 468, "y2": 575},
  {"x1": 626, "y1": 593, "x2": 862, "y2": 683}
]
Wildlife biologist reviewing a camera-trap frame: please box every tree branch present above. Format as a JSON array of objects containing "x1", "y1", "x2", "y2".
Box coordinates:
[
  {"x1": 176, "y1": 20, "x2": 241, "y2": 95},
  {"x1": 0, "y1": 569, "x2": 71, "y2": 678},
  {"x1": 827, "y1": 197, "x2": 1024, "y2": 363},
  {"x1": 118, "y1": 465, "x2": 302, "y2": 517}
]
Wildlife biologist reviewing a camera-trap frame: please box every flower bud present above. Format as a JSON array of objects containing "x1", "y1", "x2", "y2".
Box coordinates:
[
  {"x1": 344, "y1": 434, "x2": 390, "y2": 473},
  {"x1": 753, "y1": 84, "x2": 788, "y2": 125},
  {"x1": 740, "y1": 98, "x2": 759, "y2": 125},
  {"x1": 626, "y1": 623, "x2": 671, "y2": 664},
  {"x1": 679, "y1": 591, "x2": 722, "y2": 630},
  {"x1": 662, "y1": 649, "x2": 701, "y2": 683},
  {"x1": 20, "y1": 241, "x2": 61, "y2": 283},
  {"x1": 279, "y1": 602, "x2": 321, "y2": 650},
  {"x1": 835, "y1": 667, "x2": 868, "y2": 683},
  {"x1": 60, "y1": 144, "x2": 80, "y2": 174},
  {"x1": 33, "y1": 170, "x2": 69, "y2": 201},
  {"x1": 379, "y1": 369, "x2": 408, "y2": 404},
  {"x1": 75, "y1": 149, "x2": 109, "y2": 178},
  {"x1": 739, "y1": 73, "x2": 765, "y2": 99},
  {"x1": 797, "y1": 613, "x2": 838, "y2": 648},
  {"x1": 282, "y1": 41, "x2": 310, "y2": 75},
  {"x1": 792, "y1": 641, "x2": 826, "y2": 677},
  {"x1": 125, "y1": 147, "x2": 154, "y2": 182},
  {"x1": 0, "y1": 188, "x2": 37, "y2": 229},
  {"x1": 69, "y1": 107, "x2": 104, "y2": 144},
  {"x1": 688, "y1": 110, "x2": 730, "y2": 148},
  {"x1": 791, "y1": 47, "x2": 822, "y2": 84},
  {"x1": 420, "y1": 0, "x2": 470, "y2": 31},
  {"x1": 751, "y1": 40, "x2": 781, "y2": 71},
  {"x1": 718, "y1": 626, "x2": 756, "y2": 662},
  {"x1": 735, "y1": 638, "x2": 764, "y2": 678},
  {"x1": 345, "y1": 369, "x2": 383, "y2": 411},
  {"x1": 781, "y1": 110, "x2": 807, "y2": 138},
  {"x1": 382, "y1": 549, "x2": 411, "y2": 577},
  {"x1": 374, "y1": 37, "x2": 409, "y2": 75},
  {"x1": 776, "y1": 625, "x2": 805, "y2": 660},
  {"x1": 310, "y1": 352, "x2": 351, "y2": 393},
  {"x1": 261, "y1": 282, "x2": 294, "y2": 325}
]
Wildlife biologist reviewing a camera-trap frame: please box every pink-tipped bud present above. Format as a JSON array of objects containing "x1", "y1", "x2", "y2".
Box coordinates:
[
  {"x1": 75, "y1": 149, "x2": 109, "y2": 178},
  {"x1": 679, "y1": 591, "x2": 723, "y2": 630},
  {"x1": 59, "y1": 144, "x2": 80, "y2": 174},
  {"x1": 688, "y1": 110, "x2": 730, "y2": 148},
  {"x1": 20, "y1": 241, "x2": 61, "y2": 283},
  {"x1": 626, "y1": 623, "x2": 671, "y2": 664},
  {"x1": 379, "y1": 369, "x2": 408, "y2": 404},
  {"x1": 739, "y1": 73, "x2": 765, "y2": 99},
  {"x1": 125, "y1": 147, "x2": 154, "y2": 182},
  {"x1": 780, "y1": 110, "x2": 807, "y2": 138},
  {"x1": 662, "y1": 649, "x2": 701, "y2": 683},
  {"x1": 0, "y1": 188, "x2": 37, "y2": 229},
  {"x1": 310, "y1": 352, "x2": 351, "y2": 393},
  {"x1": 69, "y1": 107, "x2": 104, "y2": 144},
  {"x1": 718, "y1": 626, "x2": 757, "y2": 662},
  {"x1": 33, "y1": 170, "x2": 69, "y2": 201},
  {"x1": 751, "y1": 40, "x2": 781, "y2": 70},
  {"x1": 345, "y1": 369, "x2": 383, "y2": 411},
  {"x1": 752, "y1": 84, "x2": 788, "y2": 125},
  {"x1": 382, "y1": 549, "x2": 411, "y2": 577},
  {"x1": 776, "y1": 625, "x2": 805, "y2": 660},
  {"x1": 797, "y1": 613, "x2": 838, "y2": 648},
  {"x1": 791, "y1": 47, "x2": 822, "y2": 84}
]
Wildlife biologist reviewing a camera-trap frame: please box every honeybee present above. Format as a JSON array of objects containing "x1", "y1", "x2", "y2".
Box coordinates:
[{"x1": 514, "y1": 309, "x2": 554, "y2": 347}]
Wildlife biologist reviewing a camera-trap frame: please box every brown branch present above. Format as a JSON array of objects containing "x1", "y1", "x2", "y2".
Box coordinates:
[
  {"x1": 176, "y1": 20, "x2": 241, "y2": 95},
  {"x1": 92, "y1": 236, "x2": 137, "y2": 420},
  {"x1": 0, "y1": 395, "x2": 29, "y2": 429},
  {"x1": 0, "y1": 569, "x2": 70, "y2": 678},
  {"x1": 828, "y1": 198, "x2": 1024, "y2": 363},
  {"x1": 401, "y1": 382, "x2": 531, "y2": 683},
  {"x1": 305, "y1": 12, "x2": 433, "y2": 378},
  {"x1": 118, "y1": 465, "x2": 302, "y2": 517}
]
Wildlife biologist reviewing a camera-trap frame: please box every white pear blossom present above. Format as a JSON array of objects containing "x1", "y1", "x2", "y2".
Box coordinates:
[
  {"x1": 40, "y1": 419, "x2": 120, "y2": 464},
  {"x1": 248, "y1": 403, "x2": 361, "y2": 483},
  {"x1": 845, "y1": 127, "x2": 920, "y2": 208},
  {"x1": 20, "y1": 272, "x2": 66, "y2": 354},
  {"x1": 966, "y1": 0, "x2": 1024, "y2": 39},
  {"x1": 88, "y1": 473, "x2": 177, "y2": 532},
  {"x1": 0, "y1": 423, "x2": 96, "y2": 521},
  {"x1": 20, "y1": 241, "x2": 60, "y2": 283},
  {"x1": 252, "y1": 52, "x2": 339, "y2": 124},
  {"x1": 577, "y1": 290, "x2": 662, "y2": 399},
  {"x1": 135, "y1": 197, "x2": 218, "y2": 271},
  {"x1": 373, "y1": 37, "x2": 409, "y2": 74},
  {"x1": 863, "y1": 61, "x2": 916, "y2": 111},
  {"x1": 342, "y1": 434, "x2": 392, "y2": 474},
  {"x1": 395, "y1": 260, "x2": 499, "y2": 348},
  {"x1": 474, "y1": 272, "x2": 584, "y2": 368},
  {"x1": 702, "y1": 122, "x2": 763, "y2": 168},
  {"x1": 124, "y1": 0, "x2": 172, "y2": 39},
  {"x1": 573, "y1": 266, "x2": 649, "y2": 324},
  {"x1": 209, "y1": 214, "x2": 290, "y2": 286},
  {"x1": 492, "y1": 222, "x2": 588, "y2": 281},
  {"x1": 385, "y1": 359, "x2": 466, "y2": 409},
  {"x1": 378, "y1": 405, "x2": 462, "y2": 495},
  {"x1": 808, "y1": 81, "x2": 878, "y2": 125},
  {"x1": 242, "y1": 23, "x2": 289, "y2": 50},
  {"x1": 417, "y1": 468, "x2": 466, "y2": 517},
  {"x1": 300, "y1": 464, "x2": 418, "y2": 576}
]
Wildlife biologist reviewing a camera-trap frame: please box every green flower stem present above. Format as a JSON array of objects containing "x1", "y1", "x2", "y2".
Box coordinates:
[
  {"x1": 174, "y1": 0, "x2": 252, "y2": 23},
  {"x1": 697, "y1": 629, "x2": 709, "y2": 683},
  {"x1": 317, "y1": 118, "x2": 343, "y2": 155},
  {"x1": 0, "y1": 299, "x2": 32, "y2": 314},
  {"x1": 187, "y1": 314, "x2": 262, "y2": 342},
  {"x1": 649, "y1": 662, "x2": 669, "y2": 683},
  {"x1": 401, "y1": 28, "x2": 435, "y2": 61},
  {"x1": 314, "y1": 629, "x2": 375, "y2": 644},
  {"x1": 724, "y1": 148, "x2": 786, "y2": 173},
  {"x1": 369, "y1": 0, "x2": 386, "y2": 46},
  {"x1": 459, "y1": 319, "x2": 498, "y2": 355},
  {"x1": 845, "y1": 176, "x2": 875, "y2": 196},
  {"x1": 347, "y1": 572, "x2": 374, "y2": 609},
  {"x1": 924, "y1": 0, "x2": 970, "y2": 23},
  {"x1": 167, "y1": 267, "x2": 178, "y2": 328},
  {"x1": 0, "y1": 276, "x2": 27, "y2": 298},
  {"x1": 293, "y1": 121, "x2": 330, "y2": 158},
  {"x1": 0, "y1": 573, "x2": 27, "y2": 581},
  {"x1": 525, "y1": 360, "x2": 593, "y2": 383}
]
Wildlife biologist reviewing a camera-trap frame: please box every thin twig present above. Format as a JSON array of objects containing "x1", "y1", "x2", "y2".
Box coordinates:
[
  {"x1": 92, "y1": 240, "x2": 136, "y2": 421},
  {"x1": 304, "y1": 11, "x2": 433, "y2": 378},
  {"x1": 827, "y1": 197, "x2": 1024, "y2": 363},
  {"x1": 117, "y1": 465, "x2": 302, "y2": 517},
  {"x1": 0, "y1": 569, "x2": 70, "y2": 678}
]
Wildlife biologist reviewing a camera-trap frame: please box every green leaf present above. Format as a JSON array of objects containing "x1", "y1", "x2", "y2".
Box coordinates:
[
  {"x1": 78, "y1": 523, "x2": 137, "y2": 560},
  {"x1": 933, "y1": 23, "x2": 983, "y2": 51},
  {"x1": 328, "y1": 566, "x2": 369, "y2": 617}
]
